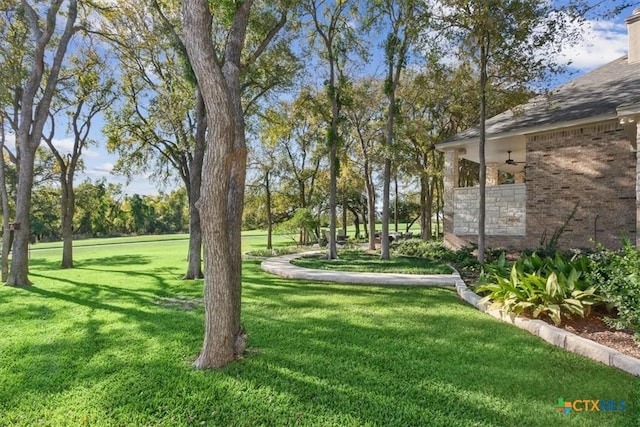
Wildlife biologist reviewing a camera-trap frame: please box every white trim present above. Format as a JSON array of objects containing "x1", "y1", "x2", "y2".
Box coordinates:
[{"x1": 436, "y1": 114, "x2": 618, "y2": 151}]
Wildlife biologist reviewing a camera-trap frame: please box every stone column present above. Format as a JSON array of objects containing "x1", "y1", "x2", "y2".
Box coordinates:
[
  {"x1": 443, "y1": 150, "x2": 460, "y2": 234},
  {"x1": 486, "y1": 166, "x2": 500, "y2": 186}
]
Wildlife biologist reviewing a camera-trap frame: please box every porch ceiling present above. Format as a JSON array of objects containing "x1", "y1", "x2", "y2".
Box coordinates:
[{"x1": 448, "y1": 135, "x2": 527, "y2": 173}]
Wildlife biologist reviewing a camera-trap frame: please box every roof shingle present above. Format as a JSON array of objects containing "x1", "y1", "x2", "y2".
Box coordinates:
[{"x1": 445, "y1": 56, "x2": 640, "y2": 143}]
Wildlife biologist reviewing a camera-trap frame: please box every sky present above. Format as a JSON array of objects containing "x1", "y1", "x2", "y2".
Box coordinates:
[{"x1": 37, "y1": 2, "x2": 640, "y2": 196}]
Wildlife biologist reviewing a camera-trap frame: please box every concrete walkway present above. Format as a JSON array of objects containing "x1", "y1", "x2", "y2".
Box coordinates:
[
  {"x1": 260, "y1": 250, "x2": 640, "y2": 377},
  {"x1": 260, "y1": 251, "x2": 463, "y2": 287}
]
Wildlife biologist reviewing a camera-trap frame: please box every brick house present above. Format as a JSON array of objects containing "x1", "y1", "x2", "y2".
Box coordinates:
[{"x1": 436, "y1": 10, "x2": 640, "y2": 250}]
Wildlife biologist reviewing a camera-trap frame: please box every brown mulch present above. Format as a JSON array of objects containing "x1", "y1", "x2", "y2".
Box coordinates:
[{"x1": 559, "y1": 313, "x2": 640, "y2": 360}]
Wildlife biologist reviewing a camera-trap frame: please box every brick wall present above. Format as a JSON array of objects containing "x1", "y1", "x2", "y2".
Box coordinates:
[
  {"x1": 525, "y1": 121, "x2": 636, "y2": 249},
  {"x1": 445, "y1": 120, "x2": 636, "y2": 250}
]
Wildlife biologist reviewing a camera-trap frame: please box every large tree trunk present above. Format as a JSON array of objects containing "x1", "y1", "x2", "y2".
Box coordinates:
[
  {"x1": 60, "y1": 175, "x2": 74, "y2": 268},
  {"x1": 381, "y1": 159, "x2": 391, "y2": 259},
  {"x1": 364, "y1": 166, "x2": 376, "y2": 251},
  {"x1": 184, "y1": 90, "x2": 206, "y2": 280},
  {"x1": 394, "y1": 174, "x2": 399, "y2": 233},
  {"x1": 7, "y1": 0, "x2": 78, "y2": 286},
  {"x1": 0, "y1": 125, "x2": 10, "y2": 282},
  {"x1": 478, "y1": 43, "x2": 488, "y2": 264},
  {"x1": 223, "y1": 10, "x2": 249, "y2": 364},
  {"x1": 420, "y1": 173, "x2": 431, "y2": 240},
  {"x1": 8, "y1": 147, "x2": 36, "y2": 286},
  {"x1": 328, "y1": 145, "x2": 338, "y2": 258},
  {"x1": 265, "y1": 170, "x2": 273, "y2": 250},
  {"x1": 341, "y1": 194, "x2": 348, "y2": 236},
  {"x1": 326, "y1": 58, "x2": 339, "y2": 259},
  {"x1": 381, "y1": 85, "x2": 394, "y2": 259},
  {"x1": 381, "y1": 66, "x2": 396, "y2": 260},
  {"x1": 348, "y1": 206, "x2": 360, "y2": 238},
  {"x1": 183, "y1": 0, "x2": 251, "y2": 369},
  {"x1": 185, "y1": 193, "x2": 203, "y2": 279},
  {"x1": 361, "y1": 203, "x2": 368, "y2": 239}
]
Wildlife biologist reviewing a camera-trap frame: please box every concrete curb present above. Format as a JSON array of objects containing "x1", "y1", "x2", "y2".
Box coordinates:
[
  {"x1": 454, "y1": 276, "x2": 640, "y2": 377},
  {"x1": 261, "y1": 251, "x2": 462, "y2": 287}
]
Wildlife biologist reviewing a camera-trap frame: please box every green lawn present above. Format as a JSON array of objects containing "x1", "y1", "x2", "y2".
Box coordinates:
[
  {"x1": 291, "y1": 249, "x2": 453, "y2": 274},
  {"x1": 0, "y1": 235, "x2": 638, "y2": 426}
]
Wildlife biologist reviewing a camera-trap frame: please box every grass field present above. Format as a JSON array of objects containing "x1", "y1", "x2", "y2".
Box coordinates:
[{"x1": 0, "y1": 234, "x2": 638, "y2": 426}]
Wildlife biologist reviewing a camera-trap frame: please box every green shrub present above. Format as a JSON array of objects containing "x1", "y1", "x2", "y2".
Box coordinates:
[
  {"x1": 477, "y1": 252, "x2": 603, "y2": 325},
  {"x1": 392, "y1": 239, "x2": 448, "y2": 258},
  {"x1": 393, "y1": 239, "x2": 479, "y2": 266},
  {"x1": 244, "y1": 246, "x2": 308, "y2": 257},
  {"x1": 587, "y1": 240, "x2": 640, "y2": 339}
]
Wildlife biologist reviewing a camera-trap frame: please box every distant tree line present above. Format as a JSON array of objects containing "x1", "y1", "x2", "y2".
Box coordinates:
[{"x1": 24, "y1": 174, "x2": 189, "y2": 242}]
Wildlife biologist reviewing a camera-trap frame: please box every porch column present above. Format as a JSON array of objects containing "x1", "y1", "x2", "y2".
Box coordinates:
[
  {"x1": 443, "y1": 149, "x2": 460, "y2": 234},
  {"x1": 486, "y1": 166, "x2": 500, "y2": 186},
  {"x1": 514, "y1": 171, "x2": 525, "y2": 184}
]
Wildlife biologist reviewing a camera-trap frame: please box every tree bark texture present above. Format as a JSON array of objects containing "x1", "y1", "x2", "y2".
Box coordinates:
[
  {"x1": 8, "y1": 0, "x2": 78, "y2": 286},
  {"x1": 420, "y1": 172, "x2": 432, "y2": 240},
  {"x1": 183, "y1": 0, "x2": 251, "y2": 369},
  {"x1": 341, "y1": 194, "x2": 348, "y2": 234},
  {"x1": 381, "y1": 83, "x2": 394, "y2": 259},
  {"x1": 0, "y1": 123, "x2": 10, "y2": 281},
  {"x1": 8, "y1": 147, "x2": 36, "y2": 285},
  {"x1": 381, "y1": 157, "x2": 391, "y2": 259},
  {"x1": 394, "y1": 175, "x2": 399, "y2": 233},
  {"x1": 184, "y1": 90, "x2": 206, "y2": 280},
  {"x1": 381, "y1": 58, "x2": 398, "y2": 259},
  {"x1": 364, "y1": 165, "x2": 376, "y2": 251},
  {"x1": 265, "y1": 171, "x2": 273, "y2": 250},
  {"x1": 60, "y1": 175, "x2": 75, "y2": 268},
  {"x1": 326, "y1": 54, "x2": 339, "y2": 259},
  {"x1": 477, "y1": 41, "x2": 488, "y2": 264}
]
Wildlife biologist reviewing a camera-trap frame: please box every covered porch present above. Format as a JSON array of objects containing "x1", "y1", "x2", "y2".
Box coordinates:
[{"x1": 440, "y1": 134, "x2": 528, "y2": 246}]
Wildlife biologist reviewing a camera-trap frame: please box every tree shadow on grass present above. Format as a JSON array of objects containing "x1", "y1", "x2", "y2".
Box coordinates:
[
  {"x1": 2, "y1": 259, "x2": 637, "y2": 425},
  {"x1": 29, "y1": 254, "x2": 188, "y2": 297},
  {"x1": 29, "y1": 254, "x2": 153, "y2": 271},
  {"x1": 3, "y1": 284, "x2": 202, "y2": 410},
  {"x1": 235, "y1": 261, "x2": 639, "y2": 426},
  {"x1": 236, "y1": 300, "x2": 638, "y2": 426}
]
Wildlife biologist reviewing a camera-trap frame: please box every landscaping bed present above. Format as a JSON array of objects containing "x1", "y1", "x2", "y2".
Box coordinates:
[
  {"x1": 290, "y1": 249, "x2": 453, "y2": 274},
  {"x1": 552, "y1": 311, "x2": 640, "y2": 360}
]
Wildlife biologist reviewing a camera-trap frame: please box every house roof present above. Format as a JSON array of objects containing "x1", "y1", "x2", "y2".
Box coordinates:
[{"x1": 439, "y1": 55, "x2": 640, "y2": 147}]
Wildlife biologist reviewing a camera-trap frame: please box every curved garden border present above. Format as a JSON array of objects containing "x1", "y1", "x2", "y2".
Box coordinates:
[{"x1": 261, "y1": 251, "x2": 640, "y2": 377}]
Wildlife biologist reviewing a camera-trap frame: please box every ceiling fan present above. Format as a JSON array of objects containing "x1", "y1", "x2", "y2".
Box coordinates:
[{"x1": 505, "y1": 150, "x2": 525, "y2": 165}]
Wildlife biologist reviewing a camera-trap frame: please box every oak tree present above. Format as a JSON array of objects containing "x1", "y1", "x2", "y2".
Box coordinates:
[
  {"x1": 182, "y1": 0, "x2": 289, "y2": 368},
  {"x1": 7, "y1": 0, "x2": 79, "y2": 286}
]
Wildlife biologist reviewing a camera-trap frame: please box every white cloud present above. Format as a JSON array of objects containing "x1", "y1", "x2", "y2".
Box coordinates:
[
  {"x1": 83, "y1": 148, "x2": 101, "y2": 159},
  {"x1": 559, "y1": 20, "x2": 628, "y2": 70},
  {"x1": 48, "y1": 137, "x2": 76, "y2": 154},
  {"x1": 86, "y1": 163, "x2": 114, "y2": 177}
]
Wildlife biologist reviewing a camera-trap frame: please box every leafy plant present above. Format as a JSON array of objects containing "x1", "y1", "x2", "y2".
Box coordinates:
[
  {"x1": 274, "y1": 208, "x2": 319, "y2": 246},
  {"x1": 477, "y1": 251, "x2": 603, "y2": 325},
  {"x1": 587, "y1": 240, "x2": 640, "y2": 339},
  {"x1": 537, "y1": 201, "x2": 579, "y2": 257}
]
